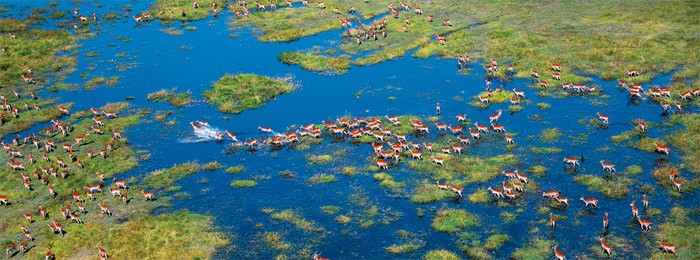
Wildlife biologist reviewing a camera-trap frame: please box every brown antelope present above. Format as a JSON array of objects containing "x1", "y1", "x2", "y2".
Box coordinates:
[
  {"x1": 8, "y1": 161, "x2": 25, "y2": 170},
  {"x1": 478, "y1": 95, "x2": 490, "y2": 104},
  {"x1": 502, "y1": 181, "x2": 513, "y2": 193},
  {"x1": 556, "y1": 196, "x2": 569, "y2": 206},
  {"x1": 38, "y1": 205, "x2": 47, "y2": 219},
  {"x1": 98, "y1": 202, "x2": 112, "y2": 216},
  {"x1": 513, "y1": 88, "x2": 525, "y2": 98},
  {"x1": 436, "y1": 181, "x2": 449, "y2": 190},
  {"x1": 423, "y1": 143, "x2": 434, "y2": 152},
  {"x1": 450, "y1": 185, "x2": 463, "y2": 197},
  {"x1": 70, "y1": 213, "x2": 83, "y2": 224},
  {"x1": 430, "y1": 156, "x2": 444, "y2": 166},
  {"x1": 110, "y1": 187, "x2": 122, "y2": 197},
  {"x1": 410, "y1": 150, "x2": 422, "y2": 160},
  {"x1": 542, "y1": 190, "x2": 559, "y2": 199},
  {"x1": 603, "y1": 212, "x2": 609, "y2": 229},
  {"x1": 581, "y1": 197, "x2": 598, "y2": 208},
  {"x1": 538, "y1": 79, "x2": 549, "y2": 88},
  {"x1": 450, "y1": 143, "x2": 463, "y2": 154},
  {"x1": 96, "y1": 244, "x2": 108, "y2": 259},
  {"x1": 654, "y1": 142, "x2": 670, "y2": 155},
  {"x1": 600, "y1": 160, "x2": 616, "y2": 172},
  {"x1": 512, "y1": 181, "x2": 523, "y2": 192},
  {"x1": 448, "y1": 125, "x2": 463, "y2": 135},
  {"x1": 626, "y1": 69, "x2": 639, "y2": 76},
  {"x1": 491, "y1": 123, "x2": 505, "y2": 132},
  {"x1": 441, "y1": 19, "x2": 452, "y2": 26},
  {"x1": 487, "y1": 186, "x2": 503, "y2": 198},
  {"x1": 672, "y1": 178, "x2": 682, "y2": 192},
  {"x1": 312, "y1": 252, "x2": 329, "y2": 260},
  {"x1": 563, "y1": 157, "x2": 579, "y2": 166},
  {"x1": 502, "y1": 170, "x2": 516, "y2": 179},
  {"x1": 72, "y1": 190, "x2": 84, "y2": 203},
  {"x1": 456, "y1": 114, "x2": 467, "y2": 122},
  {"x1": 113, "y1": 178, "x2": 127, "y2": 189},
  {"x1": 489, "y1": 110, "x2": 502, "y2": 123},
  {"x1": 657, "y1": 241, "x2": 676, "y2": 254},
  {"x1": 515, "y1": 172, "x2": 528, "y2": 184},
  {"x1": 6, "y1": 240, "x2": 17, "y2": 257},
  {"x1": 458, "y1": 136, "x2": 471, "y2": 145},
  {"x1": 630, "y1": 201, "x2": 639, "y2": 218},
  {"x1": 637, "y1": 119, "x2": 647, "y2": 131},
  {"x1": 596, "y1": 112, "x2": 609, "y2": 124},
  {"x1": 549, "y1": 213, "x2": 557, "y2": 229},
  {"x1": 375, "y1": 158, "x2": 388, "y2": 170},
  {"x1": 600, "y1": 238, "x2": 612, "y2": 256},
  {"x1": 638, "y1": 218, "x2": 652, "y2": 231},
  {"x1": 474, "y1": 122, "x2": 488, "y2": 133},
  {"x1": 141, "y1": 190, "x2": 154, "y2": 201},
  {"x1": 505, "y1": 133, "x2": 514, "y2": 144}
]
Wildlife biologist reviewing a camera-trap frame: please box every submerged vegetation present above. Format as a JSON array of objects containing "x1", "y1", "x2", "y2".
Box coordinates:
[
  {"x1": 573, "y1": 174, "x2": 633, "y2": 199},
  {"x1": 279, "y1": 51, "x2": 351, "y2": 75},
  {"x1": 203, "y1": 73, "x2": 294, "y2": 114},
  {"x1": 147, "y1": 88, "x2": 194, "y2": 107},
  {"x1": 431, "y1": 209, "x2": 480, "y2": 233}
]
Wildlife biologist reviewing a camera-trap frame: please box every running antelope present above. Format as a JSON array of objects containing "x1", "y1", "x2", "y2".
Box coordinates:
[
  {"x1": 375, "y1": 158, "x2": 388, "y2": 170},
  {"x1": 600, "y1": 238, "x2": 612, "y2": 256},
  {"x1": 487, "y1": 186, "x2": 503, "y2": 198},
  {"x1": 600, "y1": 160, "x2": 616, "y2": 172},
  {"x1": 563, "y1": 157, "x2": 580, "y2": 166},
  {"x1": 596, "y1": 112, "x2": 609, "y2": 124},
  {"x1": 638, "y1": 218, "x2": 652, "y2": 231},
  {"x1": 672, "y1": 178, "x2": 682, "y2": 192},
  {"x1": 654, "y1": 142, "x2": 670, "y2": 155},
  {"x1": 657, "y1": 241, "x2": 676, "y2": 254},
  {"x1": 513, "y1": 88, "x2": 525, "y2": 98},
  {"x1": 450, "y1": 185, "x2": 463, "y2": 197},
  {"x1": 542, "y1": 190, "x2": 559, "y2": 199},
  {"x1": 489, "y1": 110, "x2": 502, "y2": 123},
  {"x1": 430, "y1": 156, "x2": 444, "y2": 166},
  {"x1": 626, "y1": 69, "x2": 639, "y2": 76},
  {"x1": 436, "y1": 181, "x2": 449, "y2": 190},
  {"x1": 643, "y1": 194, "x2": 649, "y2": 208},
  {"x1": 96, "y1": 244, "x2": 108, "y2": 259},
  {"x1": 581, "y1": 197, "x2": 598, "y2": 208},
  {"x1": 556, "y1": 196, "x2": 569, "y2": 206},
  {"x1": 98, "y1": 202, "x2": 112, "y2": 216},
  {"x1": 638, "y1": 119, "x2": 647, "y2": 131},
  {"x1": 515, "y1": 172, "x2": 528, "y2": 184}
]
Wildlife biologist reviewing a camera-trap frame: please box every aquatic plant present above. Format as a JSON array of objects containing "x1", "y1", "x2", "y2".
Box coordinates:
[
  {"x1": 153, "y1": 0, "x2": 217, "y2": 21},
  {"x1": 307, "y1": 154, "x2": 334, "y2": 166},
  {"x1": 143, "y1": 163, "x2": 200, "y2": 189},
  {"x1": 230, "y1": 180, "x2": 257, "y2": 188},
  {"x1": 262, "y1": 232, "x2": 291, "y2": 251},
  {"x1": 484, "y1": 234, "x2": 510, "y2": 251},
  {"x1": 573, "y1": 174, "x2": 633, "y2": 199},
  {"x1": 653, "y1": 207, "x2": 700, "y2": 259},
  {"x1": 528, "y1": 165, "x2": 548, "y2": 177},
  {"x1": 203, "y1": 74, "x2": 294, "y2": 114},
  {"x1": 467, "y1": 189, "x2": 490, "y2": 203},
  {"x1": 269, "y1": 209, "x2": 325, "y2": 233},
  {"x1": 201, "y1": 161, "x2": 223, "y2": 170},
  {"x1": 385, "y1": 241, "x2": 425, "y2": 254},
  {"x1": 624, "y1": 165, "x2": 643, "y2": 175},
  {"x1": 335, "y1": 215, "x2": 351, "y2": 224},
  {"x1": 431, "y1": 209, "x2": 480, "y2": 233},
  {"x1": 147, "y1": 88, "x2": 194, "y2": 107},
  {"x1": 308, "y1": 173, "x2": 337, "y2": 184},
  {"x1": 225, "y1": 165, "x2": 245, "y2": 174},
  {"x1": 279, "y1": 51, "x2": 351, "y2": 75},
  {"x1": 530, "y1": 147, "x2": 563, "y2": 154},
  {"x1": 539, "y1": 128, "x2": 563, "y2": 143},
  {"x1": 161, "y1": 27, "x2": 185, "y2": 36},
  {"x1": 537, "y1": 102, "x2": 551, "y2": 109},
  {"x1": 511, "y1": 238, "x2": 554, "y2": 259},
  {"x1": 410, "y1": 182, "x2": 456, "y2": 204},
  {"x1": 320, "y1": 205, "x2": 341, "y2": 215},
  {"x1": 423, "y1": 249, "x2": 462, "y2": 260}
]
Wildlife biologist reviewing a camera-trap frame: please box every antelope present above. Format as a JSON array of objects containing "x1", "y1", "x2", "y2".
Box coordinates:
[
  {"x1": 630, "y1": 201, "x2": 639, "y2": 218},
  {"x1": 77, "y1": 202, "x2": 85, "y2": 213},
  {"x1": 80, "y1": 15, "x2": 88, "y2": 21},
  {"x1": 74, "y1": 132, "x2": 89, "y2": 144},
  {"x1": 435, "y1": 34, "x2": 445, "y2": 45},
  {"x1": 430, "y1": 156, "x2": 444, "y2": 166},
  {"x1": 489, "y1": 110, "x2": 502, "y2": 123},
  {"x1": 502, "y1": 181, "x2": 513, "y2": 193},
  {"x1": 538, "y1": 79, "x2": 549, "y2": 88},
  {"x1": 140, "y1": 190, "x2": 154, "y2": 201},
  {"x1": 312, "y1": 252, "x2": 328, "y2": 260},
  {"x1": 112, "y1": 130, "x2": 122, "y2": 139},
  {"x1": 596, "y1": 112, "x2": 609, "y2": 124},
  {"x1": 515, "y1": 172, "x2": 529, "y2": 184},
  {"x1": 39, "y1": 205, "x2": 47, "y2": 219},
  {"x1": 563, "y1": 157, "x2": 579, "y2": 166},
  {"x1": 659, "y1": 87, "x2": 671, "y2": 97},
  {"x1": 22, "y1": 229, "x2": 33, "y2": 241},
  {"x1": 654, "y1": 142, "x2": 670, "y2": 155},
  {"x1": 657, "y1": 241, "x2": 676, "y2": 254},
  {"x1": 530, "y1": 68, "x2": 539, "y2": 78},
  {"x1": 441, "y1": 19, "x2": 452, "y2": 26},
  {"x1": 458, "y1": 136, "x2": 471, "y2": 145},
  {"x1": 600, "y1": 160, "x2": 616, "y2": 172},
  {"x1": 435, "y1": 181, "x2": 449, "y2": 190},
  {"x1": 6, "y1": 240, "x2": 17, "y2": 257},
  {"x1": 474, "y1": 122, "x2": 488, "y2": 133},
  {"x1": 638, "y1": 119, "x2": 647, "y2": 131},
  {"x1": 478, "y1": 95, "x2": 490, "y2": 104},
  {"x1": 600, "y1": 238, "x2": 612, "y2": 256},
  {"x1": 679, "y1": 91, "x2": 692, "y2": 100},
  {"x1": 487, "y1": 186, "x2": 503, "y2": 198},
  {"x1": 8, "y1": 161, "x2": 25, "y2": 170},
  {"x1": 552, "y1": 73, "x2": 562, "y2": 80},
  {"x1": 456, "y1": 114, "x2": 467, "y2": 122},
  {"x1": 96, "y1": 244, "x2": 108, "y2": 259},
  {"x1": 468, "y1": 128, "x2": 480, "y2": 140},
  {"x1": 672, "y1": 178, "x2": 682, "y2": 192},
  {"x1": 513, "y1": 88, "x2": 525, "y2": 98},
  {"x1": 603, "y1": 212, "x2": 609, "y2": 229},
  {"x1": 450, "y1": 185, "x2": 463, "y2": 197},
  {"x1": 98, "y1": 202, "x2": 112, "y2": 216},
  {"x1": 52, "y1": 219, "x2": 63, "y2": 236},
  {"x1": 121, "y1": 192, "x2": 128, "y2": 203},
  {"x1": 375, "y1": 158, "x2": 388, "y2": 170},
  {"x1": 113, "y1": 178, "x2": 127, "y2": 189},
  {"x1": 549, "y1": 213, "x2": 557, "y2": 229},
  {"x1": 435, "y1": 123, "x2": 447, "y2": 131},
  {"x1": 410, "y1": 150, "x2": 422, "y2": 160},
  {"x1": 491, "y1": 123, "x2": 505, "y2": 132},
  {"x1": 449, "y1": 143, "x2": 463, "y2": 154},
  {"x1": 660, "y1": 101, "x2": 671, "y2": 111},
  {"x1": 643, "y1": 194, "x2": 649, "y2": 208},
  {"x1": 423, "y1": 143, "x2": 434, "y2": 152},
  {"x1": 57, "y1": 105, "x2": 69, "y2": 114},
  {"x1": 448, "y1": 125, "x2": 463, "y2": 135},
  {"x1": 674, "y1": 101, "x2": 682, "y2": 111},
  {"x1": 512, "y1": 181, "x2": 523, "y2": 192},
  {"x1": 581, "y1": 197, "x2": 598, "y2": 208},
  {"x1": 72, "y1": 190, "x2": 84, "y2": 203},
  {"x1": 70, "y1": 213, "x2": 83, "y2": 224},
  {"x1": 626, "y1": 69, "x2": 639, "y2": 76},
  {"x1": 556, "y1": 196, "x2": 569, "y2": 206},
  {"x1": 543, "y1": 190, "x2": 560, "y2": 199},
  {"x1": 93, "y1": 117, "x2": 105, "y2": 127},
  {"x1": 502, "y1": 170, "x2": 516, "y2": 179},
  {"x1": 638, "y1": 218, "x2": 652, "y2": 231}
]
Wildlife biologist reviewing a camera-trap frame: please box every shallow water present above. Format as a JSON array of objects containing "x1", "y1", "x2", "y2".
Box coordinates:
[{"x1": 2, "y1": 1, "x2": 698, "y2": 259}]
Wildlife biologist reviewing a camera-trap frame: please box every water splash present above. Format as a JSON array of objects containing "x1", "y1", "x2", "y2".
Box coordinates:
[{"x1": 179, "y1": 124, "x2": 223, "y2": 143}]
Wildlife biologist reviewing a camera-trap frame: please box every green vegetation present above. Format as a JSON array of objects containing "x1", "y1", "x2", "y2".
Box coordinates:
[
  {"x1": 307, "y1": 154, "x2": 334, "y2": 166},
  {"x1": 386, "y1": 241, "x2": 425, "y2": 254},
  {"x1": 431, "y1": 209, "x2": 480, "y2": 233},
  {"x1": 410, "y1": 182, "x2": 456, "y2": 204},
  {"x1": 203, "y1": 74, "x2": 294, "y2": 114},
  {"x1": 653, "y1": 207, "x2": 700, "y2": 259},
  {"x1": 573, "y1": 174, "x2": 633, "y2": 199},
  {"x1": 335, "y1": 215, "x2": 351, "y2": 224},
  {"x1": 147, "y1": 89, "x2": 194, "y2": 107},
  {"x1": 484, "y1": 234, "x2": 509, "y2": 251},
  {"x1": 143, "y1": 163, "x2": 200, "y2": 189},
  {"x1": 0, "y1": 28, "x2": 76, "y2": 85},
  {"x1": 226, "y1": 165, "x2": 245, "y2": 174},
  {"x1": 537, "y1": 102, "x2": 551, "y2": 109},
  {"x1": 320, "y1": 205, "x2": 341, "y2": 215},
  {"x1": 85, "y1": 76, "x2": 107, "y2": 89},
  {"x1": 279, "y1": 51, "x2": 351, "y2": 75},
  {"x1": 342, "y1": 166, "x2": 358, "y2": 176},
  {"x1": 423, "y1": 249, "x2": 462, "y2": 260},
  {"x1": 511, "y1": 238, "x2": 554, "y2": 259},
  {"x1": 667, "y1": 114, "x2": 700, "y2": 174},
  {"x1": 262, "y1": 232, "x2": 291, "y2": 251},
  {"x1": 539, "y1": 128, "x2": 563, "y2": 143},
  {"x1": 468, "y1": 189, "x2": 491, "y2": 203},
  {"x1": 531, "y1": 147, "x2": 563, "y2": 154},
  {"x1": 161, "y1": 27, "x2": 185, "y2": 36},
  {"x1": 0, "y1": 99, "x2": 63, "y2": 138},
  {"x1": 407, "y1": 154, "x2": 518, "y2": 185},
  {"x1": 267, "y1": 209, "x2": 325, "y2": 232},
  {"x1": 374, "y1": 173, "x2": 406, "y2": 189},
  {"x1": 153, "y1": 0, "x2": 218, "y2": 21},
  {"x1": 528, "y1": 165, "x2": 548, "y2": 177},
  {"x1": 308, "y1": 173, "x2": 337, "y2": 184},
  {"x1": 625, "y1": 165, "x2": 643, "y2": 175},
  {"x1": 231, "y1": 180, "x2": 257, "y2": 188},
  {"x1": 651, "y1": 167, "x2": 700, "y2": 195},
  {"x1": 201, "y1": 161, "x2": 223, "y2": 170}
]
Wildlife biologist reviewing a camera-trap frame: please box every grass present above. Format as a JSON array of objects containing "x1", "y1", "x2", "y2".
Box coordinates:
[
  {"x1": 308, "y1": 173, "x2": 337, "y2": 184},
  {"x1": 161, "y1": 27, "x2": 185, "y2": 36},
  {"x1": 230, "y1": 180, "x2": 257, "y2": 188},
  {"x1": 484, "y1": 234, "x2": 509, "y2": 251},
  {"x1": 320, "y1": 205, "x2": 341, "y2": 215},
  {"x1": 0, "y1": 28, "x2": 76, "y2": 85},
  {"x1": 153, "y1": 0, "x2": 218, "y2": 21},
  {"x1": 407, "y1": 154, "x2": 518, "y2": 185},
  {"x1": 410, "y1": 182, "x2": 457, "y2": 204},
  {"x1": 307, "y1": 154, "x2": 334, "y2": 166},
  {"x1": 335, "y1": 215, "x2": 351, "y2": 224},
  {"x1": 262, "y1": 232, "x2": 291, "y2": 251},
  {"x1": 268, "y1": 209, "x2": 325, "y2": 232},
  {"x1": 511, "y1": 238, "x2": 554, "y2": 259},
  {"x1": 142, "y1": 163, "x2": 200, "y2": 189},
  {"x1": 423, "y1": 249, "x2": 462, "y2": 260},
  {"x1": 539, "y1": 128, "x2": 563, "y2": 143},
  {"x1": 528, "y1": 165, "x2": 548, "y2": 177},
  {"x1": 651, "y1": 167, "x2": 700, "y2": 195},
  {"x1": 573, "y1": 174, "x2": 633, "y2": 199},
  {"x1": 203, "y1": 74, "x2": 294, "y2": 114},
  {"x1": 279, "y1": 51, "x2": 351, "y2": 75},
  {"x1": 653, "y1": 207, "x2": 700, "y2": 259},
  {"x1": 226, "y1": 165, "x2": 245, "y2": 174},
  {"x1": 667, "y1": 114, "x2": 700, "y2": 174},
  {"x1": 537, "y1": 102, "x2": 551, "y2": 109},
  {"x1": 386, "y1": 241, "x2": 425, "y2": 254},
  {"x1": 374, "y1": 173, "x2": 406, "y2": 189},
  {"x1": 531, "y1": 147, "x2": 563, "y2": 154},
  {"x1": 0, "y1": 98, "x2": 62, "y2": 138},
  {"x1": 431, "y1": 209, "x2": 480, "y2": 233},
  {"x1": 342, "y1": 166, "x2": 358, "y2": 176},
  {"x1": 147, "y1": 89, "x2": 194, "y2": 107},
  {"x1": 468, "y1": 189, "x2": 491, "y2": 203},
  {"x1": 85, "y1": 76, "x2": 107, "y2": 89},
  {"x1": 625, "y1": 165, "x2": 643, "y2": 175},
  {"x1": 201, "y1": 161, "x2": 223, "y2": 170}
]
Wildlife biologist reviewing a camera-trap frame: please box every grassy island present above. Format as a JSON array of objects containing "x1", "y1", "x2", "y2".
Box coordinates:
[{"x1": 203, "y1": 73, "x2": 294, "y2": 114}]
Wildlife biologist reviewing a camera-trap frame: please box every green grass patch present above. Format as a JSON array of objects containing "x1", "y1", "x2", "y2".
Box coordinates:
[
  {"x1": 153, "y1": 0, "x2": 216, "y2": 21},
  {"x1": 147, "y1": 89, "x2": 194, "y2": 107},
  {"x1": 342, "y1": 166, "x2": 358, "y2": 176},
  {"x1": 468, "y1": 189, "x2": 491, "y2": 203},
  {"x1": 625, "y1": 165, "x2": 643, "y2": 175},
  {"x1": 423, "y1": 249, "x2": 461, "y2": 260},
  {"x1": 508, "y1": 105, "x2": 524, "y2": 113},
  {"x1": 667, "y1": 114, "x2": 700, "y2": 174},
  {"x1": 279, "y1": 51, "x2": 351, "y2": 75},
  {"x1": 386, "y1": 241, "x2": 425, "y2": 254},
  {"x1": 431, "y1": 209, "x2": 480, "y2": 233},
  {"x1": 528, "y1": 165, "x2": 548, "y2": 177},
  {"x1": 307, "y1": 154, "x2": 334, "y2": 166},
  {"x1": 653, "y1": 207, "x2": 700, "y2": 259},
  {"x1": 143, "y1": 163, "x2": 200, "y2": 189},
  {"x1": 484, "y1": 234, "x2": 509, "y2": 251},
  {"x1": 407, "y1": 154, "x2": 518, "y2": 185},
  {"x1": 573, "y1": 174, "x2": 633, "y2": 199},
  {"x1": 539, "y1": 128, "x2": 563, "y2": 143},
  {"x1": 320, "y1": 205, "x2": 341, "y2": 215},
  {"x1": 335, "y1": 215, "x2": 351, "y2": 224},
  {"x1": 225, "y1": 165, "x2": 245, "y2": 174},
  {"x1": 201, "y1": 161, "x2": 222, "y2": 170},
  {"x1": 308, "y1": 173, "x2": 337, "y2": 184},
  {"x1": 531, "y1": 147, "x2": 563, "y2": 154},
  {"x1": 262, "y1": 232, "x2": 290, "y2": 251},
  {"x1": 203, "y1": 73, "x2": 294, "y2": 114},
  {"x1": 536, "y1": 102, "x2": 551, "y2": 109},
  {"x1": 230, "y1": 180, "x2": 257, "y2": 188},
  {"x1": 410, "y1": 182, "x2": 457, "y2": 204},
  {"x1": 511, "y1": 238, "x2": 554, "y2": 259},
  {"x1": 85, "y1": 76, "x2": 107, "y2": 89},
  {"x1": 268, "y1": 209, "x2": 325, "y2": 232}
]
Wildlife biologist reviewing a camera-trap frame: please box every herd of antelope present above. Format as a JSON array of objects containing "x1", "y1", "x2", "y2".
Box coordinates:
[{"x1": 1, "y1": 92, "x2": 154, "y2": 258}]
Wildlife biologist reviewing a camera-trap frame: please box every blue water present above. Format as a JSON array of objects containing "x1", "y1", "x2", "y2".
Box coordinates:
[{"x1": 2, "y1": 1, "x2": 698, "y2": 259}]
